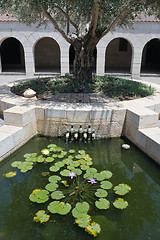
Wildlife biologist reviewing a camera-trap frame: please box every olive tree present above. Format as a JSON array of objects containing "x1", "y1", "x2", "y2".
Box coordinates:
[{"x1": 0, "y1": 0, "x2": 160, "y2": 85}]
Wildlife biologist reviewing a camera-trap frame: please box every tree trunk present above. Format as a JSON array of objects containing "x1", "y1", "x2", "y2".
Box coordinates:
[{"x1": 73, "y1": 46, "x2": 94, "y2": 86}]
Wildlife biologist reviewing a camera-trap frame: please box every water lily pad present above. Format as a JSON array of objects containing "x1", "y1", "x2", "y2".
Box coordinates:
[
  {"x1": 86, "y1": 222, "x2": 101, "y2": 237},
  {"x1": 94, "y1": 173, "x2": 106, "y2": 181},
  {"x1": 75, "y1": 214, "x2": 91, "y2": 228},
  {"x1": 57, "y1": 154, "x2": 64, "y2": 159},
  {"x1": 72, "y1": 168, "x2": 82, "y2": 176},
  {"x1": 51, "y1": 191, "x2": 65, "y2": 200},
  {"x1": 34, "y1": 210, "x2": 50, "y2": 223},
  {"x1": 5, "y1": 171, "x2": 17, "y2": 178},
  {"x1": 11, "y1": 161, "x2": 21, "y2": 167},
  {"x1": 55, "y1": 162, "x2": 64, "y2": 168},
  {"x1": 68, "y1": 155, "x2": 74, "y2": 160},
  {"x1": 80, "y1": 165, "x2": 89, "y2": 170},
  {"x1": 52, "y1": 154, "x2": 58, "y2": 158},
  {"x1": 45, "y1": 182, "x2": 58, "y2": 192},
  {"x1": 60, "y1": 169, "x2": 70, "y2": 176},
  {"x1": 86, "y1": 168, "x2": 97, "y2": 175},
  {"x1": 75, "y1": 154, "x2": 83, "y2": 159},
  {"x1": 69, "y1": 149, "x2": 75, "y2": 154},
  {"x1": 29, "y1": 189, "x2": 49, "y2": 203},
  {"x1": 47, "y1": 144, "x2": 57, "y2": 149},
  {"x1": 48, "y1": 201, "x2": 71, "y2": 215},
  {"x1": 101, "y1": 170, "x2": 113, "y2": 179},
  {"x1": 83, "y1": 172, "x2": 94, "y2": 179},
  {"x1": 95, "y1": 189, "x2": 108, "y2": 198},
  {"x1": 47, "y1": 201, "x2": 60, "y2": 213},
  {"x1": 24, "y1": 153, "x2": 37, "y2": 158},
  {"x1": 49, "y1": 165, "x2": 60, "y2": 172},
  {"x1": 113, "y1": 184, "x2": 131, "y2": 196},
  {"x1": 100, "y1": 181, "x2": 113, "y2": 190},
  {"x1": 78, "y1": 150, "x2": 86, "y2": 155},
  {"x1": 69, "y1": 161, "x2": 80, "y2": 168},
  {"x1": 72, "y1": 208, "x2": 86, "y2": 219},
  {"x1": 113, "y1": 198, "x2": 128, "y2": 209},
  {"x1": 37, "y1": 155, "x2": 45, "y2": 163},
  {"x1": 76, "y1": 202, "x2": 90, "y2": 213},
  {"x1": 63, "y1": 159, "x2": 72, "y2": 165},
  {"x1": 95, "y1": 198, "x2": 110, "y2": 210},
  {"x1": 67, "y1": 165, "x2": 74, "y2": 171},
  {"x1": 48, "y1": 175, "x2": 61, "y2": 183},
  {"x1": 45, "y1": 157, "x2": 55, "y2": 163},
  {"x1": 41, "y1": 149, "x2": 50, "y2": 155},
  {"x1": 95, "y1": 170, "x2": 113, "y2": 181}
]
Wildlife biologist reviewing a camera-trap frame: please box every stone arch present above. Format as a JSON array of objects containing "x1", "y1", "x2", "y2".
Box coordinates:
[
  {"x1": 105, "y1": 37, "x2": 132, "y2": 73},
  {"x1": 0, "y1": 37, "x2": 25, "y2": 72},
  {"x1": 34, "y1": 37, "x2": 60, "y2": 73},
  {"x1": 69, "y1": 45, "x2": 97, "y2": 73},
  {"x1": 141, "y1": 38, "x2": 160, "y2": 74}
]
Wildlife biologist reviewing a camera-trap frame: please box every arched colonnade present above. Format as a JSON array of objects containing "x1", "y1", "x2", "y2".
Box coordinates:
[{"x1": 0, "y1": 33, "x2": 160, "y2": 77}]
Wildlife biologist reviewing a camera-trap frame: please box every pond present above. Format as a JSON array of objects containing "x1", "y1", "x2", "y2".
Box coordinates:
[{"x1": 0, "y1": 136, "x2": 160, "y2": 240}]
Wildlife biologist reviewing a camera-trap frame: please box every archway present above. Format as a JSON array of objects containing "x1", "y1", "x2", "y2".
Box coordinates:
[
  {"x1": 34, "y1": 37, "x2": 60, "y2": 73},
  {"x1": 105, "y1": 38, "x2": 132, "y2": 73},
  {"x1": 0, "y1": 37, "x2": 25, "y2": 72},
  {"x1": 69, "y1": 45, "x2": 97, "y2": 73},
  {"x1": 141, "y1": 38, "x2": 160, "y2": 74}
]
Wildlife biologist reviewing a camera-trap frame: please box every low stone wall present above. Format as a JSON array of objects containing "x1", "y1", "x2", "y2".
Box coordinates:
[
  {"x1": 0, "y1": 80, "x2": 160, "y2": 163},
  {"x1": 36, "y1": 105, "x2": 126, "y2": 138}
]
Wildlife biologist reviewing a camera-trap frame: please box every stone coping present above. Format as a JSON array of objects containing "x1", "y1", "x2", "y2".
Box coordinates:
[{"x1": 0, "y1": 78, "x2": 160, "y2": 111}]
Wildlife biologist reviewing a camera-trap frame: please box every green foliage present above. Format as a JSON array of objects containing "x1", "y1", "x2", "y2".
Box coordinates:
[
  {"x1": 51, "y1": 191, "x2": 65, "y2": 200},
  {"x1": 34, "y1": 210, "x2": 50, "y2": 223},
  {"x1": 48, "y1": 201, "x2": 71, "y2": 215},
  {"x1": 75, "y1": 214, "x2": 91, "y2": 228},
  {"x1": 113, "y1": 198, "x2": 129, "y2": 209},
  {"x1": 9, "y1": 142, "x2": 132, "y2": 237},
  {"x1": 5, "y1": 171, "x2": 17, "y2": 178},
  {"x1": 95, "y1": 189, "x2": 108, "y2": 198},
  {"x1": 86, "y1": 222, "x2": 101, "y2": 237},
  {"x1": 95, "y1": 198, "x2": 110, "y2": 210},
  {"x1": 100, "y1": 180, "x2": 113, "y2": 190},
  {"x1": 29, "y1": 189, "x2": 49, "y2": 203},
  {"x1": 11, "y1": 76, "x2": 155, "y2": 100},
  {"x1": 113, "y1": 183, "x2": 131, "y2": 196}
]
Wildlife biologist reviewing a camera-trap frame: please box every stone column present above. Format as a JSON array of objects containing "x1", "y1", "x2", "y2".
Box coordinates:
[
  {"x1": 131, "y1": 48, "x2": 143, "y2": 78},
  {"x1": 60, "y1": 46, "x2": 69, "y2": 76},
  {"x1": 96, "y1": 46, "x2": 106, "y2": 76},
  {"x1": 24, "y1": 46, "x2": 35, "y2": 77},
  {"x1": 0, "y1": 55, "x2": 2, "y2": 73}
]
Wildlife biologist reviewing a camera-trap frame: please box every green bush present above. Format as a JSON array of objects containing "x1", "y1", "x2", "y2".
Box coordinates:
[{"x1": 11, "y1": 75, "x2": 155, "y2": 100}]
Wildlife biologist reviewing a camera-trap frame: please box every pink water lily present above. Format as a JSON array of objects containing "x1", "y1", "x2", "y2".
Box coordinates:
[
  {"x1": 88, "y1": 178, "x2": 97, "y2": 184},
  {"x1": 69, "y1": 172, "x2": 76, "y2": 179}
]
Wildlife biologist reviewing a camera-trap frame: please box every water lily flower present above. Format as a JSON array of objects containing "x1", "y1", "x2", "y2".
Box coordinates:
[
  {"x1": 88, "y1": 178, "x2": 97, "y2": 184},
  {"x1": 68, "y1": 172, "x2": 76, "y2": 179}
]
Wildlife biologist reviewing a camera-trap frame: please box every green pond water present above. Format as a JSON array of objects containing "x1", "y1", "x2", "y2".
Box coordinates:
[{"x1": 0, "y1": 136, "x2": 160, "y2": 240}]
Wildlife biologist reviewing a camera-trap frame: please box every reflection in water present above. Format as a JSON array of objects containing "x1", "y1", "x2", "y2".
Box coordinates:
[{"x1": 0, "y1": 136, "x2": 160, "y2": 240}]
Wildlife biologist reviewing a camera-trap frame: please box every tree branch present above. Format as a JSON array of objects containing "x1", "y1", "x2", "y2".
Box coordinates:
[
  {"x1": 90, "y1": 2, "x2": 100, "y2": 37},
  {"x1": 101, "y1": 0, "x2": 139, "y2": 38},
  {"x1": 40, "y1": 4, "x2": 72, "y2": 43},
  {"x1": 54, "y1": 5, "x2": 79, "y2": 31}
]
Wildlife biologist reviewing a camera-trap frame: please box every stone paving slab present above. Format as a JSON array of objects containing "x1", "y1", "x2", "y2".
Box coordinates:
[{"x1": 47, "y1": 93, "x2": 117, "y2": 103}]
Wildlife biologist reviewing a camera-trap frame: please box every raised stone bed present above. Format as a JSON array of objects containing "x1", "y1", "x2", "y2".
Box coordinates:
[{"x1": 0, "y1": 80, "x2": 160, "y2": 164}]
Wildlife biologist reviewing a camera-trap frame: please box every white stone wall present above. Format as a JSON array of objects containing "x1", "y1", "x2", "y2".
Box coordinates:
[{"x1": 0, "y1": 21, "x2": 159, "y2": 77}]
